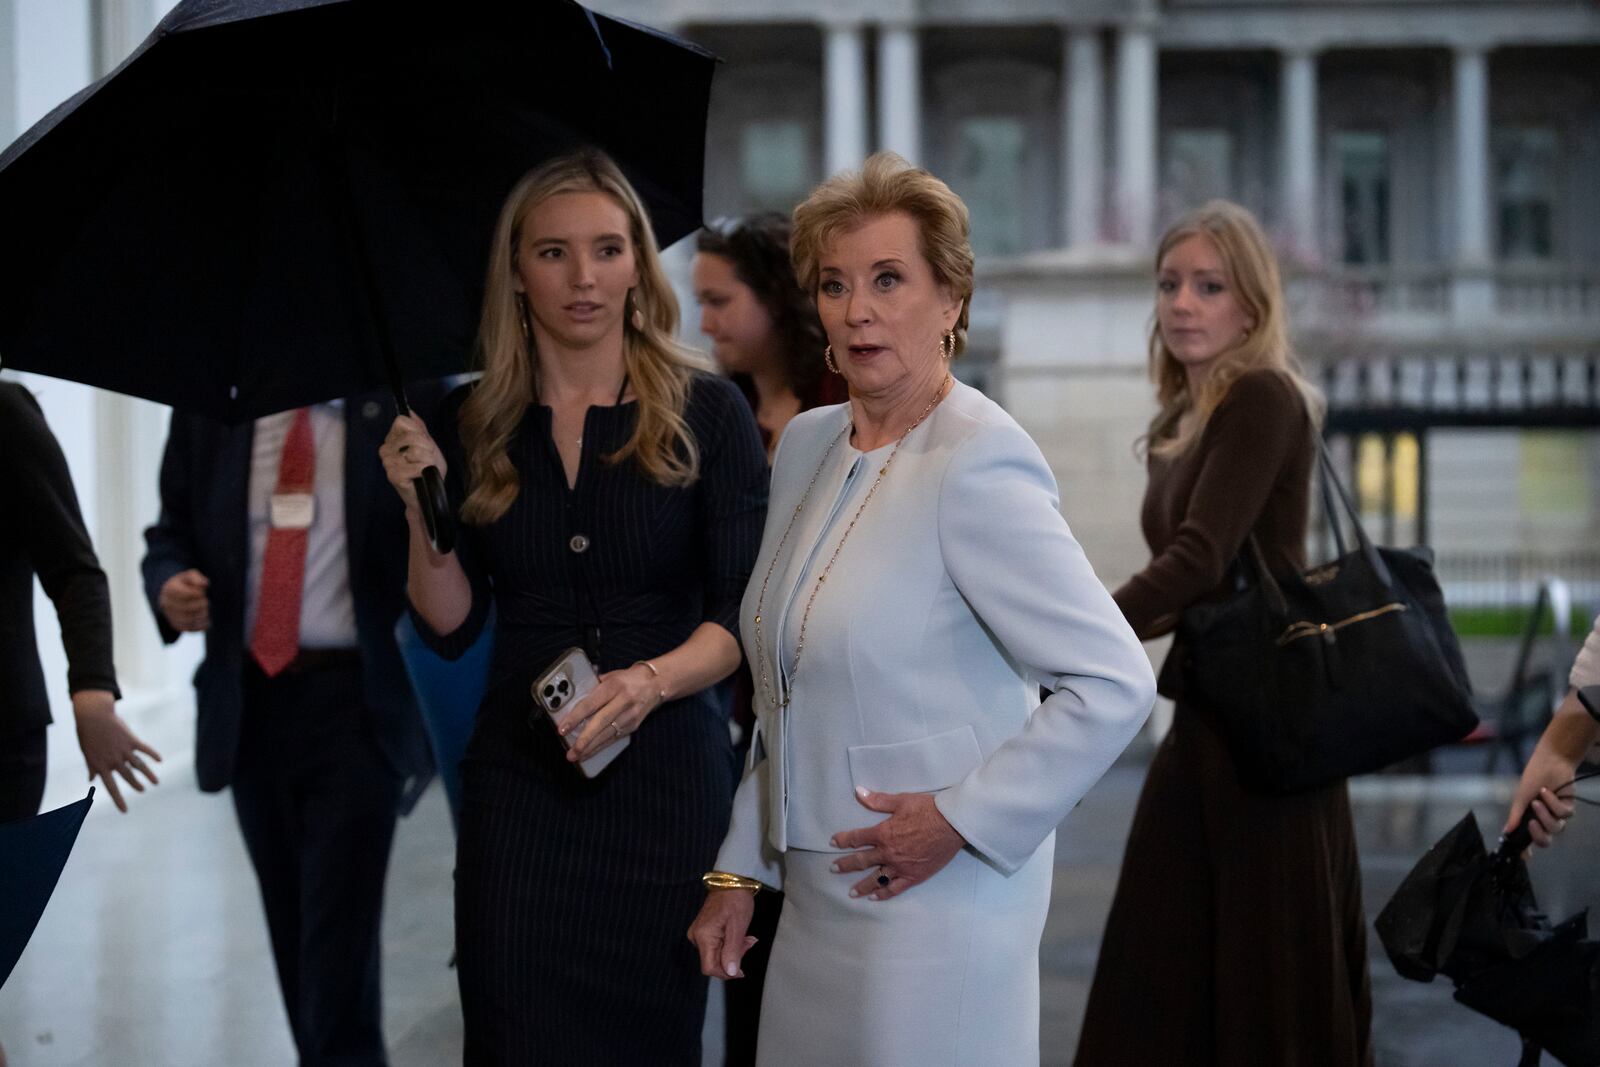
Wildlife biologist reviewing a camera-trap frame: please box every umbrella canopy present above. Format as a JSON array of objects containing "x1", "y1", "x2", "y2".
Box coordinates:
[
  {"x1": 1453, "y1": 913, "x2": 1600, "y2": 1067},
  {"x1": 0, "y1": 0, "x2": 715, "y2": 422},
  {"x1": 0, "y1": 790, "x2": 94, "y2": 989},
  {"x1": 1378, "y1": 775, "x2": 1600, "y2": 1065}
]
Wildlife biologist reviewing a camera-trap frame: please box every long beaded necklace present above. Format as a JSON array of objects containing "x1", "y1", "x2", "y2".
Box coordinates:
[{"x1": 752, "y1": 373, "x2": 953, "y2": 713}]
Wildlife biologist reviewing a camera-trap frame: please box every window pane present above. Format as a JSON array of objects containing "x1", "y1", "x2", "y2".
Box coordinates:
[
  {"x1": 1495, "y1": 126, "x2": 1558, "y2": 260},
  {"x1": 1519, "y1": 431, "x2": 1589, "y2": 516},
  {"x1": 1335, "y1": 131, "x2": 1390, "y2": 265},
  {"x1": 741, "y1": 121, "x2": 811, "y2": 212},
  {"x1": 1163, "y1": 128, "x2": 1234, "y2": 211},
  {"x1": 953, "y1": 117, "x2": 1027, "y2": 257}
]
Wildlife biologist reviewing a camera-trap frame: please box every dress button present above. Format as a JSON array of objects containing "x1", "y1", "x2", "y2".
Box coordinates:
[{"x1": 569, "y1": 534, "x2": 591, "y2": 554}]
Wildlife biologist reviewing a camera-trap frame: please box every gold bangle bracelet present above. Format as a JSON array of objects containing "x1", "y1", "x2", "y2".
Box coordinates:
[
  {"x1": 702, "y1": 870, "x2": 763, "y2": 893},
  {"x1": 632, "y1": 659, "x2": 668, "y2": 703}
]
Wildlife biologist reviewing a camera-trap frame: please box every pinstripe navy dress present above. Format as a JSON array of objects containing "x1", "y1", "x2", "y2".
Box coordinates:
[{"x1": 413, "y1": 373, "x2": 767, "y2": 1064}]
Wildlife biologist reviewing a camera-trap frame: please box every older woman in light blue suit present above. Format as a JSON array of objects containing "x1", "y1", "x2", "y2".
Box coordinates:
[{"x1": 689, "y1": 153, "x2": 1156, "y2": 1066}]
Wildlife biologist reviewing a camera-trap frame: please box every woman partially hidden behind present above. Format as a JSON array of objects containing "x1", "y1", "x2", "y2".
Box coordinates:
[
  {"x1": 1075, "y1": 201, "x2": 1373, "y2": 1066},
  {"x1": 689, "y1": 152, "x2": 1156, "y2": 1066}
]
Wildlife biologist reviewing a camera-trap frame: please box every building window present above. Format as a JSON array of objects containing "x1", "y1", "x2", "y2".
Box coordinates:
[
  {"x1": 740, "y1": 120, "x2": 813, "y2": 213},
  {"x1": 1519, "y1": 431, "x2": 1589, "y2": 516},
  {"x1": 1163, "y1": 128, "x2": 1234, "y2": 213},
  {"x1": 1335, "y1": 131, "x2": 1390, "y2": 265},
  {"x1": 953, "y1": 117, "x2": 1028, "y2": 256},
  {"x1": 1355, "y1": 432, "x2": 1418, "y2": 523},
  {"x1": 1495, "y1": 126, "x2": 1558, "y2": 261}
]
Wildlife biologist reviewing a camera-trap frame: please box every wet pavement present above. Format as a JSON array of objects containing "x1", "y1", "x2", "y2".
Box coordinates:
[{"x1": 3, "y1": 742, "x2": 1594, "y2": 1066}]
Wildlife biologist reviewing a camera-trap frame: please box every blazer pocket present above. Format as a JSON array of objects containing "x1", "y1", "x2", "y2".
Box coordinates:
[{"x1": 847, "y1": 725, "x2": 983, "y2": 795}]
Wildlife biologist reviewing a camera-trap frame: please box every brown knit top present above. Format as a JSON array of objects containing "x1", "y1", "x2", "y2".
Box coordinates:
[{"x1": 1113, "y1": 368, "x2": 1315, "y2": 666}]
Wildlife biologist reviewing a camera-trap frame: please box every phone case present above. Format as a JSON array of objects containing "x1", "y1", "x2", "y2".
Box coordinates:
[{"x1": 531, "y1": 647, "x2": 629, "y2": 777}]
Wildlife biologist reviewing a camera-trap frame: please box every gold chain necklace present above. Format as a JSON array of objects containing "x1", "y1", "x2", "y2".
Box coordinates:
[{"x1": 752, "y1": 374, "x2": 952, "y2": 713}]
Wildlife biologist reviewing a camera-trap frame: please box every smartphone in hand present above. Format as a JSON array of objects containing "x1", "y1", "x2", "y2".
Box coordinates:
[{"x1": 532, "y1": 647, "x2": 629, "y2": 777}]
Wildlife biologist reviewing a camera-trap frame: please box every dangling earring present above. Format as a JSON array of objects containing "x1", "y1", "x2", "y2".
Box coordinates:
[
  {"x1": 824, "y1": 344, "x2": 839, "y2": 374},
  {"x1": 516, "y1": 294, "x2": 534, "y2": 348},
  {"x1": 940, "y1": 330, "x2": 956, "y2": 360},
  {"x1": 628, "y1": 291, "x2": 646, "y2": 332}
]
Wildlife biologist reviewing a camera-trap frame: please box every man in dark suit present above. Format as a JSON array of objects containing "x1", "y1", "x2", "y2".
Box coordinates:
[
  {"x1": 141, "y1": 393, "x2": 433, "y2": 1067},
  {"x1": 1, "y1": 379, "x2": 159, "y2": 822}
]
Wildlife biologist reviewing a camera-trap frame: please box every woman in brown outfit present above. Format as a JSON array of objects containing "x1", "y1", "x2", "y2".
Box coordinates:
[{"x1": 1075, "y1": 201, "x2": 1373, "y2": 1066}]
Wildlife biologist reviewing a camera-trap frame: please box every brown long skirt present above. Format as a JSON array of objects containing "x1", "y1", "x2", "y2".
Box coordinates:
[{"x1": 1074, "y1": 705, "x2": 1373, "y2": 1067}]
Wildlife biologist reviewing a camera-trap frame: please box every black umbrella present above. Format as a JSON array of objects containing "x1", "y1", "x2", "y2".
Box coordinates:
[
  {"x1": 0, "y1": 790, "x2": 94, "y2": 989},
  {"x1": 1377, "y1": 772, "x2": 1600, "y2": 1065},
  {"x1": 0, "y1": 0, "x2": 715, "y2": 550},
  {"x1": 1453, "y1": 913, "x2": 1600, "y2": 1067}
]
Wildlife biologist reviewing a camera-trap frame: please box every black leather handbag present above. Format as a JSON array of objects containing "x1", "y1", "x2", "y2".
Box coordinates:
[{"x1": 1178, "y1": 444, "x2": 1479, "y2": 793}]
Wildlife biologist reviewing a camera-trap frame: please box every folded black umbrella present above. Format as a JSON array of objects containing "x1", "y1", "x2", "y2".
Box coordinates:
[
  {"x1": 0, "y1": 0, "x2": 716, "y2": 548},
  {"x1": 0, "y1": 789, "x2": 94, "y2": 989},
  {"x1": 1378, "y1": 772, "x2": 1600, "y2": 1065},
  {"x1": 1454, "y1": 913, "x2": 1600, "y2": 1067}
]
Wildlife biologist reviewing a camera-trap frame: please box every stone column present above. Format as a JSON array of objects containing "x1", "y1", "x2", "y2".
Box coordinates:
[
  {"x1": 1453, "y1": 45, "x2": 1492, "y2": 265},
  {"x1": 1279, "y1": 47, "x2": 1319, "y2": 264},
  {"x1": 93, "y1": 0, "x2": 155, "y2": 76},
  {"x1": 1452, "y1": 44, "x2": 1494, "y2": 318},
  {"x1": 824, "y1": 21, "x2": 869, "y2": 176},
  {"x1": 0, "y1": 1, "x2": 16, "y2": 149},
  {"x1": 1114, "y1": 22, "x2": 1157, "y2": 248},
  {"x1": 877, "y1": 23, "x2": 920, "y2": 164},
  {"x1": 1065, "y1": 27, "x2": 1104, "y2": 247}
]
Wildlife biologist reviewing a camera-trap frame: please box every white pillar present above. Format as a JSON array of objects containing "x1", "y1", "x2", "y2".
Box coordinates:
[
  {"x1": 1453, "y1": 45, "x2": 1491, "y2": 266},
  {"x1": 824, "y1": 22, "x2": 868, "y2": 176},
  {"x1": 0, "y1": 1, "x2": 17, "y2": 148},
  {"x1": 93, "y1": 0, "x2": 155, "y2": 75},
  {"x1": 1065, "y1": 27, "x2": 1104, "y2": 247},
  {"x1": 1279, "y1": 48, "x2": 1319, "y2": 264},
  {"x1": 1114, "y1": 23, "x2": 1157, "y2": 248},
  {"x1": 876, "y1": 23, "x2": 919, "y2": 165}
]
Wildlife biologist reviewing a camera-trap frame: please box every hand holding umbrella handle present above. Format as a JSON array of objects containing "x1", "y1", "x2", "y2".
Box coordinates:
[
  {"x1": 1497, "y1": 808, "x2": 1538, "y2": 859},
  {"x1": 413, "y1": 465, "x2": 455, "y2": 556}
]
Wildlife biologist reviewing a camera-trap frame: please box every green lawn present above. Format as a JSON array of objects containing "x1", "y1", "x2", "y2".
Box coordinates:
[{"x1": 1449, "y1": 605, "x2": 1594, "y2": 638}]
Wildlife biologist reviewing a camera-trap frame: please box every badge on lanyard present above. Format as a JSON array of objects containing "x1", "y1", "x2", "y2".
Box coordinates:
[{"x1": 270, "y1": 492, "x2": 316, "y2": 530}]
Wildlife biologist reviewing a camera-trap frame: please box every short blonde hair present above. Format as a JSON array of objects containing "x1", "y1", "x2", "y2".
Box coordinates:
[
  {"x1": 790, "y1": 152, "x2": 975, "y2": 356},
  {"x1": 1145, "y1": 199, "x2": 1323, "y2": 458}
]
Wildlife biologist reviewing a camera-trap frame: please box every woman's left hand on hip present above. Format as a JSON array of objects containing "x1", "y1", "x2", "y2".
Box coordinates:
[{"x1": 830, "y1": 789, "x2": 967, "y2": 900}]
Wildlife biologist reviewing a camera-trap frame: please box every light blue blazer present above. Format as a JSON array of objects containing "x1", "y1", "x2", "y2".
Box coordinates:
[{"x1": 715, "y1": 382, "x2": 1156, "y2": 886}]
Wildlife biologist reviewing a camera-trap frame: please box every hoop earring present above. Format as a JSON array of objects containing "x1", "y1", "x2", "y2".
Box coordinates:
[
  {"x1": 628, "y1": 291, "x2": 646, "y2": 333},
  {"x1": 824, "y1": 344, "x2": 839, "y2": 374},
  {"x1": 940, "y1": 330, "x2": 956, "y2": 360}
]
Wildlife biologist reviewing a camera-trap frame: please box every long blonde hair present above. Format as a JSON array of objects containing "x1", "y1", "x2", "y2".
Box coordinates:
[
  {"x1": 459, "y1": 149, "x2": 701, "y2": 524},
  {"x1": 1144, "y1": 200, "x2": 1323, "y2": 459}
]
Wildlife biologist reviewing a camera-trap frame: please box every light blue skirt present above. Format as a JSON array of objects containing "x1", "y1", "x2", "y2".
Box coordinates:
[{"x1": 756, "y1": 834, "x2": 1054, "y2": 1066}]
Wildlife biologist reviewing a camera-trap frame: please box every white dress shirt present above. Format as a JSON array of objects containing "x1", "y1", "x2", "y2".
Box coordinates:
[{"x1": 244, "y1": 402, "x2": 358, "y2": 650}]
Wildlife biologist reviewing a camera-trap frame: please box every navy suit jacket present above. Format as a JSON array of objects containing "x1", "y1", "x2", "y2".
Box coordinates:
[{"x1": 140, "y1": 392, "x2": 434, "y2": 810}]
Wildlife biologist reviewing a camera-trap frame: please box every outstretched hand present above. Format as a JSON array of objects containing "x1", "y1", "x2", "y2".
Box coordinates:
[{"x1": 72, "y1": 690, "x2": 161, "y2": 813}]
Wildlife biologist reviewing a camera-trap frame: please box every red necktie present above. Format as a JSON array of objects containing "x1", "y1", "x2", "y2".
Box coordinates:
[{"x1": 249, "y1": 408, "x2": 315, "y2": 677}]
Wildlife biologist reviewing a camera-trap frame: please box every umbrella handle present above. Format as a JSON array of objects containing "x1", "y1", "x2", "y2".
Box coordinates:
[
  {"x1": 413, "y1": 466, "x2": 456, "y2": 556},
  {"x1": 1497, "y1": 808, "x2": 1538, "y2": 858}
]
